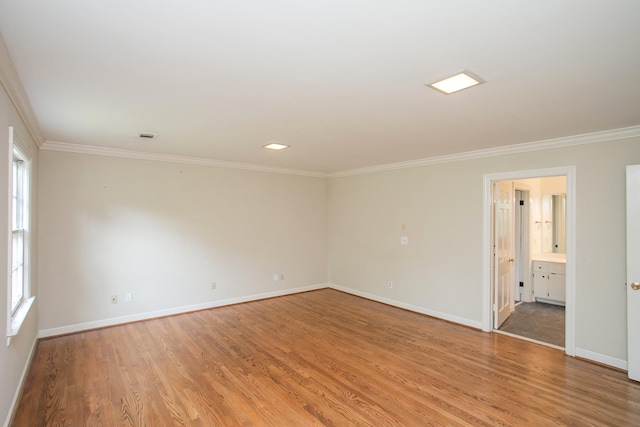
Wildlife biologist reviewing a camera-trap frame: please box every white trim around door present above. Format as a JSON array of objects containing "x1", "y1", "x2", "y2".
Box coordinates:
[{"x1": 482, "y1": 166, "x2": 576, "y2": 357}]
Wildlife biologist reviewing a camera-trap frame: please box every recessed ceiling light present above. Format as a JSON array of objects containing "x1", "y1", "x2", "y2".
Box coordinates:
[
  {"x1": 264, "y1": 143, "x2": 289, "y2": 150},
  {"x1": 428, "y1": 71, "x2": 484, "y2": 94}
]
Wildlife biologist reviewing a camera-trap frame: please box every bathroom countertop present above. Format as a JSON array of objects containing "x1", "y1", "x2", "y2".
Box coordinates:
[{"x1": 531, "y1": 254, "x2": 566, "y2": 263}]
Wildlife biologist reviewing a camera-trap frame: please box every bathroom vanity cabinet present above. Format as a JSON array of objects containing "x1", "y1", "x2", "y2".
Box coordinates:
[{"x1": 532, "y1": 260, "x2": 566, "y2": 305}]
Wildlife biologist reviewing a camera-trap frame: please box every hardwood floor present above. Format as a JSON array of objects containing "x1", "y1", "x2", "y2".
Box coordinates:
[{"x1": 12, "y1": 289, "x2": 640, "y2": 426}]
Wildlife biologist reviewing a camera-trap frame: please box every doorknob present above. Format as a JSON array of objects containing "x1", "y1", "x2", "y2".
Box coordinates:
[
  {"x1": 508, "y1": 258, "x2": 515, "y2": 263},
  {"x1": 632, "y1": 282, "x2": 640, "y2": 290}
]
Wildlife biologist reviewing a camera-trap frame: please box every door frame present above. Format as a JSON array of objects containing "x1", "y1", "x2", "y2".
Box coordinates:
[{"x1": 482, "y1": 166, "x2": 576, "y2": 356}]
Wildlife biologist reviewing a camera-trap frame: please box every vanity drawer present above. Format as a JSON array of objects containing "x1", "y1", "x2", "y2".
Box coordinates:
[{"x1": 532, "y1": 261, "x2": 566, "y2": 274}]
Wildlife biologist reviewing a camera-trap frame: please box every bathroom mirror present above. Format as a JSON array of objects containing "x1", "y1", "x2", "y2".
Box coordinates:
[{"x1": 542, "y1": 194, "x2": 566, "y2": 253}]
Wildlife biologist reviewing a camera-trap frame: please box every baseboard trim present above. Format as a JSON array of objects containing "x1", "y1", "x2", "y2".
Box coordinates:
[
  {"x1": 36, "y1": 284, "x2": 629, "y2": 373},
  {"x1": 328, "y1": 284, "x2": 483, "y2": 330},
  {"x1": 4, "y1": 335, "x2": 38, "y2": 427},
  {"x1": 38, "y1": 283, "x2": 329, "y2": 338},
  {"x1": 329, "y1": 285, "x2": 630, "y2": 372},
  {"x1": 575, "y1": 348, "x2": 628, "y2": 371}
]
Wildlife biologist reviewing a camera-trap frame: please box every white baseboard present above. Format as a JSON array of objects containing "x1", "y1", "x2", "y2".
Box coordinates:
[
  {"x1": 575, "y1": 347, "x2": 628, "y2": 371},
  {"x1": 4, "y1": 335, "x2": 38, "y2": 427},
  {"x1": 39, "y1": 283, "x2": 329, "y2": 338},
  {"x1": 329, "y1": 285, "x2": 630, "y2": 372},
  {"x1": 328, "y1": 284, "x2": 483, "y2": 330},
  {"x1": 36, "y1": 283, "x2": 629, "y2": 374}
]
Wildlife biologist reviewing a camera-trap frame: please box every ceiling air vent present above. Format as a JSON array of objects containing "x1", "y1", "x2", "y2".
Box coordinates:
[{"x1": 137, "y1": 132, "x2": 158, "y2": 140}]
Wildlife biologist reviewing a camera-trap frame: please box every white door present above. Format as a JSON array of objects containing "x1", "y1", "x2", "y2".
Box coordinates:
[
  {"x1": 494, "y1": 181, "x2": 514, "y2": 329},
  {"x1": 626, "y1": 165, "x2": 640, "y2": 381}
]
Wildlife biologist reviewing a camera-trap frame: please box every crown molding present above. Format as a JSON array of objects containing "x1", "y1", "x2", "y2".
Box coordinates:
[
  {"x1": 0, "y1": 32, "x2": 44, "y2": 147},
  {"x1": 40, "y1": 141, "x2": 329, "y2": 178},
  {"x1": 41, "y1": 125, "x2": 640, "y2": 180},
  {"x1": 328, "y1": 125, "x2": 640, "y2": 178}
]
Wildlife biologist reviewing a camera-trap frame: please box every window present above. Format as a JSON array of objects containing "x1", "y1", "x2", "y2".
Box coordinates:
[
  {"x1": 11, "y1": 152, "x2": 26, "y2": 313},
  {"x1": 7, "y1": 127, "x2": 33, "y2": 339}
]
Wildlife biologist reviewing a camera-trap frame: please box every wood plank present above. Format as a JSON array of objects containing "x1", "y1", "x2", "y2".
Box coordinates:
[{"x1": 11, "y1": 289, "x2": 640, "y2": 426}]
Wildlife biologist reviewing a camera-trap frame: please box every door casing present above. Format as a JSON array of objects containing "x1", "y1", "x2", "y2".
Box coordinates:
[{"x1": 483, "y1": 167, "x2": 576, "y2": 356}]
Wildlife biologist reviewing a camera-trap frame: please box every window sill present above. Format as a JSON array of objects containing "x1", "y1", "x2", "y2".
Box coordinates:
[{"x1": 8, "y1": 296, "x2": 35, "y2": 340}]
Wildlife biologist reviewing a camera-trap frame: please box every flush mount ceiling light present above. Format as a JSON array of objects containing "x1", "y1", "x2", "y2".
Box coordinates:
[
  {"x1": 428, "y1": 71, "x2": 485, "y2": 94},
  {"x1": 264, "y1": 143, "x2": 290, "y2": 150}
]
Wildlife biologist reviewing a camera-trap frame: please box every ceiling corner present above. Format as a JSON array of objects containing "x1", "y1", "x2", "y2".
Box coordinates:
[{"x1": 0, "y1": 31, "x2": 45, "y2": 148}]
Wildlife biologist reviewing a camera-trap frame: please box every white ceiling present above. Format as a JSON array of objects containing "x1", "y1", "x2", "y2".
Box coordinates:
[{"x1": 1, "y1": 1, "x2": 639, "y2": 173}]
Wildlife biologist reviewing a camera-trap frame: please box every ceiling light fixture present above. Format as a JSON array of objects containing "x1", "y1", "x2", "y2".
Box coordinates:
[
  {"x1": 428, "y1": 71, "x2": 484, "y2": 94},
  {"x1": 264, "y1": 143, "x2": 289, "y2": 150}
]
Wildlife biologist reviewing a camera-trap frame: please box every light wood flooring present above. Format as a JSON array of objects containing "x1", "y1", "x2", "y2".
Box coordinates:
[{"x1": 12, "y1": 289, "x2": 640, "y2": 426}]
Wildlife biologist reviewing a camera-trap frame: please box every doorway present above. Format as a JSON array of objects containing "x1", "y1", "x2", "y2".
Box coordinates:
[
  {"x1": 498, "y1": 183, "x2": 567, "y2": 347},
  {"x1": 482, "y1": 167, "x2": 576, "y2": 356}
]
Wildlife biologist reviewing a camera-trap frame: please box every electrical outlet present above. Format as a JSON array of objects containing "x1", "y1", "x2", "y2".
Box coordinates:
[
  {"x1": 125, "y1": 292, "x2": 132, "y2": 302},
  {"x1": 388, "y1": 281, "x2": 393, "y2": 289},
  {"x1": 111, "y1": 295, "x2": 118, "y2": 304},
  {"x1": 274, "y1": 274, "x2": 279, "y2": 281},
  {"x1": 211, "y1": 282, "x2": 216, "y2": 290},
  {"x1": 279, "y1": 273, "x2": 284, "y2": 281}
]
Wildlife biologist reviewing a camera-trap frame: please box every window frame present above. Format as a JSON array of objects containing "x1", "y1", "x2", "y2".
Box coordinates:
[
  {"x1": 7, "y1": 126, "x2": 33, "y2": 341},
  {"x1": 11, "y1": 154, "x2": 26, "y2": 314}
]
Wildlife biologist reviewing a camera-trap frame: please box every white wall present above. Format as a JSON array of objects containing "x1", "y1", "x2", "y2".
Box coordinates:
[
  {"x1": 328, "y1": 138, "x2": 640, "y2": 363},
  {"x1": 542, "y1": 175, "x2": 568, "y2": 195},
  {"x1": 515, "y1": 177, "x2": 543, "y2": 257},
  {"x1": 0, "y1": 84, "x2": 38, "y2": 425},
  {"x1": 514, "y1": 176, "x2": 567, "y2": 257},
  {"x1": 38, "y1": 151, "x2": 328, "y2": 332}
]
